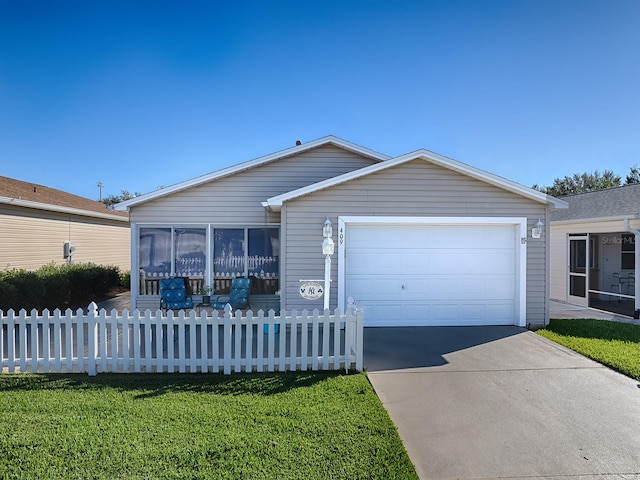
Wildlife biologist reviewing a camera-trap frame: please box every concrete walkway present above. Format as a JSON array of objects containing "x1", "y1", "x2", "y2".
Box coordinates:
[
  {"x1": 365, "y1": 326, "x2": 640, "y2": 480},
  {"x1": 95, "y1": 292, "x2": 131, "y2": 312},
  {"x1": 550, "y1": 299, "x2": 640, "y2": 325}
]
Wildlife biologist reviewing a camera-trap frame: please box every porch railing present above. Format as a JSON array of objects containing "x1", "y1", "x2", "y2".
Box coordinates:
[{"x1": 1, "y1": 305, "x2": 364, "y2": 375}]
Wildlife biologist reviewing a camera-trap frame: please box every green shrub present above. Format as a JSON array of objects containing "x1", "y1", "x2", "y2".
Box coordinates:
[
  {"x1": 0, "y1": 269, "x2": 45, "y2": 311},
  {"x1": 37, "y1": 263, "x2": 70, "y2": 310},
  {"x1": 119, "y1": 270, "x2": 131, "y2": 289},
  {"x1": 67, "y1": 263, "x2": 120, "y2": 304},
  {"x1": 0, "y1": 263, "x2": 124, "y2": 312}
]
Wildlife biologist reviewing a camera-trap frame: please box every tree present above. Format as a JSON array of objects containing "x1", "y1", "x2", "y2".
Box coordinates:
[
  {"x1": 625, "y1": 165, "x2": 640, "y2": 185},
  {"x1": 533, "y1": 170, "x2": 622, "y2": 197},
  {"x1": 101, "y1": 190, "x2": 141, "y2": 207}
]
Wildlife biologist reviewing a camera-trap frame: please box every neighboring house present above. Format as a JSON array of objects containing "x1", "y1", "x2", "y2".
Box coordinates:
[
  {"x1": 115, "y1": 136, "x2": 566, "y2": 327},
  {"x1": 0, "y1": 176, "x2": 130, "y2": 272},
  {"x1": 550, "y1": 184, "x2": 640, "y2": 318}
]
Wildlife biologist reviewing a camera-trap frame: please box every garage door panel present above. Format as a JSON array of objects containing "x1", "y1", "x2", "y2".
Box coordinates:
[
  {"x1": 459, "y1": 275, "x2": 515, "y2": 298},
  {"x1": 429, "y1": 252, "x2": 460, "y2": 272},
  {"x1": 348, "y1": 252, "x2": 401, "y2": 273},
  {"x1": 460, "y1": 251, "x2": 514, "y2": 274},
  {"x1": 432, "y1": 226, "x2": 467, "y2": 248},
  {"x1": 401, "y1": 252, "x2": 433, "y2": 272}
]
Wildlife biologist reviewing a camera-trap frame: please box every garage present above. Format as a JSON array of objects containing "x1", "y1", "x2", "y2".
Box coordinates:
[{"x1": 338, "y1": 217, "x2": 527, "y2": 327}]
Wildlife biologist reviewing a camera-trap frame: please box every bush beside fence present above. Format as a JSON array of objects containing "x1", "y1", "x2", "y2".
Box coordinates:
[
  {"x1": 0, "y1": 264, "x2": 127, "y2": 312},
  {"x1": 1, "y1": 305, "x2": 364, "y2": 375}
]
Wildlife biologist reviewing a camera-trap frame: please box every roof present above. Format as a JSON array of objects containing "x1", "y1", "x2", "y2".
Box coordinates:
[
  {"x1": 0, "y1": 176, "x2": 128, "y2": 222},
  {"x1": 263, "y1": 149, "x2": 568, "y2": 211},
  {"x1": 551, "y1": 183, "x2": 640, "y2": 223},
  {"x1": 114, "y1": 135, "x2": 390, "y2": 210}
]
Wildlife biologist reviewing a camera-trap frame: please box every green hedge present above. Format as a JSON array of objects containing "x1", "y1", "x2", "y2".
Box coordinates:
[{"x1": 0, "y1": 263, "x2": 129, "y2": 312}]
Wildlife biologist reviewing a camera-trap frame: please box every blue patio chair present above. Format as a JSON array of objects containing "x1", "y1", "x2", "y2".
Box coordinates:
[
  {"x1": 211, "y1": 277, "x2": 252, "y2": 310},
  {"x1": 159, "y1": 277, "x2": 194, "y2": 312}
]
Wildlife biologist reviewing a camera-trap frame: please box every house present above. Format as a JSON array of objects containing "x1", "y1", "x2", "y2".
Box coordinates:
[
  {"x1": 550, "y1": 184, "x2": 640, "y2": 318},
  {"x1": 115, "y1": 136, "x2": 566, "y2": 327},
  {"x1": 0, "y1": 176, "x2": 130, "y2": 272}
]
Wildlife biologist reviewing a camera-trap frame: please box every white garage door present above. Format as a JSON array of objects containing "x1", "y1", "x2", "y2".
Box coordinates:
[{"x1": 345, "y1": 222, "x2": 521, "y2": 326}]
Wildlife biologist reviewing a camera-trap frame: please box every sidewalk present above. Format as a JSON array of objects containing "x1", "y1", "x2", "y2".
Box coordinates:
[
  {"x1": 96, "y1": 292, "x2": 131, "y2": 312},
  {"x1": 550, "y1": 299, "x2": 640, "y2": 325}
]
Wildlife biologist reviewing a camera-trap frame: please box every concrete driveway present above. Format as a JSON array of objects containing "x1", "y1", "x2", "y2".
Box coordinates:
[{"x1": 365, "y1": 326, "x2": 640, "y2": 480}]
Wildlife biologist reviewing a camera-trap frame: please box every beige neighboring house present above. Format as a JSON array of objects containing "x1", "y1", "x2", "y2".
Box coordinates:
[
  {"x1": 0, "y1": 176, "x2": 130, "y2": 272},
  {"x1": 116, "y1": 136, "x2": 567, "y2": 328},
  {"x1": 550, "y1": 184, "x2": 640, "y2": 318}
]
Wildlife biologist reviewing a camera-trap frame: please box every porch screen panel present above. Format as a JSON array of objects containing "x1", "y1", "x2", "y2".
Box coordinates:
[
  {"x1": 139, "y1": 228, "x2": 172, "y2": 276},
  {"x1": 175, "y1": 228, "x2": 206, "y2": 294},
  {"x1": 213, "y1": 229, "x2": 245, "y2": 294},
  {"x1": 622, "y1": 233, "x2": 635, "y2": 270},
  {"x1": 569, "y1": 275, "x2": 586, "y2": 297},
  {"x1": 248, "y1": 228, "x2": 279, "y2": 294},
  {"x1": 139, "y1": 228, "x2": 171, "y2": 295}
]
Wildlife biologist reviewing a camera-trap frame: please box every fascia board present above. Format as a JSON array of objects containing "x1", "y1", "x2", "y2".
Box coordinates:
[
  {"x1": 263, "y1": 149, "x2": 568, "y2": 210},
  {"x1": 551, "y1": 215, "x2": 640, "y2": 225},
  {"x1": 0, "y1": 196, "x2": 129, "y2": 222},
  {"x1": 114, "y1": 135, "x2": 390, "y2": 211}
]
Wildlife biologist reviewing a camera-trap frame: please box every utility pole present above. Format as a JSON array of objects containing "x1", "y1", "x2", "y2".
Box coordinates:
[{"x1": 97, "y1": 182, "x2": 103, "y2": 201}]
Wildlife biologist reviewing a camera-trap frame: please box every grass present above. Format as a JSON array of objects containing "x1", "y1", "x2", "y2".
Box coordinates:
[
  {"x1": 536, "y1": 318, "x2": 640, "y2": 381},
  {"x1": 0, "y1": 372, "x2": 418, "y2": 480}
]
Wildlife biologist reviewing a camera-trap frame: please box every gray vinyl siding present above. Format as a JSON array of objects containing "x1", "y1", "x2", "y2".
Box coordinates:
[
  {"x1": 129, "y1": 145, "x2": 379, "y2": 225},
  {"x1": 0, "y1": 204, "x2": 130, "y2": 272},
  {"x1": 281, "y1": 159, "x2": 549, "y2": 327},
  {"x1": 128, "y1": 144, "x2": 379, "y2": 309}
]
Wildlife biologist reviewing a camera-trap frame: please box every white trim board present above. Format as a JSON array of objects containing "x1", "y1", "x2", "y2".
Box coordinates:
[{"x1": 337, "y1": 216, "x2": 528, "y2": 327}]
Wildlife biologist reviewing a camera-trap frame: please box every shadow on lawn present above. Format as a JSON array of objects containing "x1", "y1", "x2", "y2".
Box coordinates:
[
  {"x1": 0, "y1": 370, "x2": 349, "y2": 398},
  {"x1": 546, "y1": 318, "x2": 640, "y2": 344}
]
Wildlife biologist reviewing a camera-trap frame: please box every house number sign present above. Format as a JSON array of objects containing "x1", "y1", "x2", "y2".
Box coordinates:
[{"x1": 299, "y1": 281, "x2": 324, "y2": 300}]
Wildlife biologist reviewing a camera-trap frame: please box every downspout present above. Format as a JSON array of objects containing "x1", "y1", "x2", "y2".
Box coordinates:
[{"x1": 623, "y1": 218, "x2": 640, "y2": 319}]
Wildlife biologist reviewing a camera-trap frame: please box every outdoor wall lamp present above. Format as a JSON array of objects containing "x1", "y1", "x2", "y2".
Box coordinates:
[
  {"x1": 532, "y1": 219, "x2": 544, "y2": 239},
  {"x1": 322, "y1": 218, "x2": 334, "y2": 311}
]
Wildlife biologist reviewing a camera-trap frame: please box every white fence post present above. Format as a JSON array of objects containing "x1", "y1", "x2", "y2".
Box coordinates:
[{"x1": 87, "y1": 304, "x2": 97, "y2": 376}]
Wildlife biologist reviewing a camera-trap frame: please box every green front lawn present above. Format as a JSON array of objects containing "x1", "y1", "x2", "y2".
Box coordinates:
[
  {"x1": 537, "y1": 318, "x2": 640, "y2": 381},
  {"x1": 0, "y1": 372, "x2": 417, "y2": 480}
]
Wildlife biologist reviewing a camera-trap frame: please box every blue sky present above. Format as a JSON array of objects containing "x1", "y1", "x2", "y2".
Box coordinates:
[{"x1": 1, "y1": 0, "x2": 639, "y2": 201}]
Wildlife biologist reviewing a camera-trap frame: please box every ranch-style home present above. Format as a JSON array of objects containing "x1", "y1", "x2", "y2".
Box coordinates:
[
  {"x1": 0, "y1": 176, "x2": 130, "y2": 272},
  {"x1": 115, "y1": 136, "x2": 567, "y2": 328},
  {"x1": 550, "y1": 184, "x2": 640, "y2": 318}
]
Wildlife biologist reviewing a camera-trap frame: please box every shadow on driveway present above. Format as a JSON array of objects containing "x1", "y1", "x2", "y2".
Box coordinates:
[{"x1": 363, "y1": 325, "x2": 524, "y2": 371}]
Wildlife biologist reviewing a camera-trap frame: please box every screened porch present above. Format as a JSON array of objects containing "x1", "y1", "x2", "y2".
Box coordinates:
[
  {"x1": 134, "y1": 225, "x2": 280, "y2": 313},
  {"x1": 569, "y1": 232, "x2": 636, "y2": 317}
]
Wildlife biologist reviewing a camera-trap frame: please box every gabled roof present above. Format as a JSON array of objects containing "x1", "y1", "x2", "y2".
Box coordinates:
[
  {"x1": 0, "y1": 176, "x2": 128, "y2": 222},
  {"x1": 551, "y1": 183, "x2": 640, "y2": 223},
  {"x1": 114, "y1": 136, "x2": 390, "y2": 210},
  {"x1": 263, "y1": 149, "x2": 568, "y2": 211}
]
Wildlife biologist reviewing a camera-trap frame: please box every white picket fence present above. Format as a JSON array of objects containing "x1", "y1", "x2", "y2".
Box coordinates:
[{"x1": 0, "y1": 305, "x2": 363, "y2": 375}]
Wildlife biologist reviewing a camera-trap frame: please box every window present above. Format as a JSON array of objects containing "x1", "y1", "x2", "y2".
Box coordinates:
[
  {"x1": 139, "y1": 228, "x2": 171, "y2": 276},
  {"x1": 175, "y1": 228, "x2": 207, "y2": 277},
  {"x1": 622, "y1": 233, "x2": 635, "y2": 270},
  {"x1": 213, "y1": 227, "x2": 279, "y2": 294},
  {"x1": 138, "y1": 226, "x2": 279, "y2": 296},
  {"x1": 139, "y1": 227, "x2": 207, "y2": 295}
]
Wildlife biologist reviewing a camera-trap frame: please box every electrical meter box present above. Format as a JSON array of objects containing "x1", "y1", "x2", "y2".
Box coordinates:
[{"x1": 63, "y1": 241, "x2": 76, "y2": 259}]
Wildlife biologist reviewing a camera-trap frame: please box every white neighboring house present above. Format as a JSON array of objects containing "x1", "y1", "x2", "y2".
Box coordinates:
[
  {"x1": 115, "y1": 136, "x2": 566, "y2": 328},
  {"x1": 0, "y1": 176, "x2": 130, "y2": 272},
  {"x1": 550, "y1": 184, "x2": 640, "y2": 319}
]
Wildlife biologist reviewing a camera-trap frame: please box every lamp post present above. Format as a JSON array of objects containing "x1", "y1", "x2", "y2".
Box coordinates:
[{"x1": 322, "y1": 218, "x2": 335, "y2": 311}]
